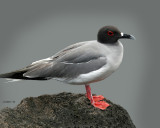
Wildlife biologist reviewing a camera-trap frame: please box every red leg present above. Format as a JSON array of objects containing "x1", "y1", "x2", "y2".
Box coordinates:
[
  {"x1": 85, "y1": 85, "x2": 94, "y2": 104},
  {"x1": 85, "y1": 85, "x2": 110, "y2": 110}
]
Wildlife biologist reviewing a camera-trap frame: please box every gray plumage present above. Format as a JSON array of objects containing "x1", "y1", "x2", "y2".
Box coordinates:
[
  {"x1": 24, "y1": 41, "x2": 107, "y2": 79},
  {"x1": 0, "y1": 25, "x2": 135, "y2": 85},
  {"x1": 0, "y1": 41, "x2": 107, "y2": 82}
]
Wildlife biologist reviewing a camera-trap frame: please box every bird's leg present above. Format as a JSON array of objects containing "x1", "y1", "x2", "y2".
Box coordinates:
[
  {"x1": 85, "y1": 85, "x2": 104, "y2": 101},
  {"x1": 85, "y1": 85, "x2": 110, "y2": 110},
  {"x1": 85, "y1": 84, "x2": 94, "y2": 104}
]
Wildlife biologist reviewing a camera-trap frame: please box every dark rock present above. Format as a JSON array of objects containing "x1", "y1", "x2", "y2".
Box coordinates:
[{"x1": 0, "y1": 92, "x2": 136, "y2": 128}]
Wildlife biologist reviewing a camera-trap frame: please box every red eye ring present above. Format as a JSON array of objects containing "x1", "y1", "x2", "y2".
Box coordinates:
[{"x1": 107, "y1": 31, "x2": 114, "y2": 36}]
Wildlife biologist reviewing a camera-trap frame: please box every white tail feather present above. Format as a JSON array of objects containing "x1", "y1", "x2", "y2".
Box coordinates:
[{"x1": 5, "y1": 79, "x2": 22, "y2": 83}]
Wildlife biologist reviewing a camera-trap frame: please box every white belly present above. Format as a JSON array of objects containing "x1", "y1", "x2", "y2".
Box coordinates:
[
  {"x1": 66, "y1": 42, "x2": 124, "y2": 85},
  {"x1": 66, "y1": 60, "x2": 121, "y2": 85}
]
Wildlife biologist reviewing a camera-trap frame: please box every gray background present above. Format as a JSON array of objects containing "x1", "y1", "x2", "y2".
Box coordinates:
[{"x1": 0, "y1": 0, "x2": 159, "y2": 127}]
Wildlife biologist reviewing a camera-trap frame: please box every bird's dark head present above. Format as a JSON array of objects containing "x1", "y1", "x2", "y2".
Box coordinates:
[{"x1": 97, "y1": 26, "x2": 135, "y2": 44}]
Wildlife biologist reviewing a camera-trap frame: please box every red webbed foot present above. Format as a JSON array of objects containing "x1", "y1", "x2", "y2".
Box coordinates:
[
  {"x1": 85, "y1": 85, "x2": 110, "y2": 110},
  {"x1": 86, "y1": 94, "x2": 105, "y2": 101},
  {"x1": 93, "y1": 100, "x2": 110, "y2": 110}
]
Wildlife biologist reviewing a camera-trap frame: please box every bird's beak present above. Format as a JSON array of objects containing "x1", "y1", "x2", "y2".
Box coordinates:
[{"x1": 120, "y1": 33, "x2": 136, "y2": 40}]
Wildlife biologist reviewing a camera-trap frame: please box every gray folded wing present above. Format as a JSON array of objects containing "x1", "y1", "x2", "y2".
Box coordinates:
[{"x1": 23, "y1": 43, "x2": 107, "y2": 79}]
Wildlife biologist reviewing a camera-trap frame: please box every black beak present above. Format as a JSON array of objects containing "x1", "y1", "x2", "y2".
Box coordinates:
[{"x1": 120, "y1": 33, "x2": 136, "y2": 40}]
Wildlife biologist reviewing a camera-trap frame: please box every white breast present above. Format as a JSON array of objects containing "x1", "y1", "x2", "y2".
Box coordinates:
[{"x1": 67, "y1": 41, "x2": 124, "y2": 85}]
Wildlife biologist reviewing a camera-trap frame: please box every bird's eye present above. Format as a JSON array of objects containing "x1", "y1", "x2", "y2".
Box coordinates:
[{"x1": 107, "y1": 31, "x2": 114, "y2": 36}]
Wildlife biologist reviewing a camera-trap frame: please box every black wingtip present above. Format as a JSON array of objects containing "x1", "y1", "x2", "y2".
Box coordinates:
[
  {"x1": 0, "y1": 72, "x2": 13, "y2": 78},
  {"x1": 0, "y1": 71, "x2": 24, "y2": 79},
  {"x1": 0, "y1": 71, "x2": 49, "y2": 80}
]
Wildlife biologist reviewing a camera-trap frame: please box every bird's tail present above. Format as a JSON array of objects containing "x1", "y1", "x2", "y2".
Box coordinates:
[
  {"x1": 0, "y1": 69, "x2": 28, "y2": 79},
  {"x1": 0, "y1": 68, "x2": 48, "y2": 81},
  {"x1": 0, "y1": 60, "x2": 54, "y2": 81}
]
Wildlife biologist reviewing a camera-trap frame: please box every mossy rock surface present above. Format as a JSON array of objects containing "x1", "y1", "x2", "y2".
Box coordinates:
[{"x1": 0, "y1": 92, "x2": 136, "y2": 128}]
